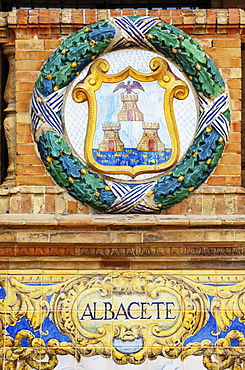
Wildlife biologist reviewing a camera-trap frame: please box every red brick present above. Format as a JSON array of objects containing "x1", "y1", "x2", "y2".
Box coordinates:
[
  {"x1": 159, "y1": 9, "x2": 171, "y2": 24},
  {"x1": 182, "y1": 9, "x2": 194, "y2": 33},
  {"x1": 39, "y1": 9, "x2": 50, "y2": 24},
  {"x1": 28, "y1": 9, "x2": 39, "y2": 25},
  {"x1": 49, "y1": 9, "x2": 61, "y2": 24},
  {"x1": 17, "y1": 155, "x2": 42, "y2": 165},
  {"x1": 44, "y1": 40, "x2": 61, "y2": 50},
  {"x1": 207, "y1": 48, "x2": 240, "y2": 58},
  {"x1": 16, "y1": 92, "x2": 32, "y2": 104},
  {"x1": 213, "y1": 58, "x2": 241, "y2": 68},
  {"x1": 228, "y1": 132, "x2": 241, "y2": 143},
  {"x1": 0, "y1": 246, "x2": 14, "y2": 256},
  {"x1": 16, "y1": 50, "x2": 52, "y2": 60},
  {"x1": 167, "y1": 203, "x2": 181, "y2": 215},
  {"x1": 16, "y1": 176, "x2": 55, "y2": 186},
  {"x1": 148, "y1": 10, "x2": 159, "y2": 18},
  {"x1": 213, "y1": 165, "x2": 240, "y2": 176},
  {"x1": 17, "y1": 144, "x2": 37, "y2": 155},
  {"x1": 16, "y1": 165, "x2": 47, "y2": 176},
  {"x1": 27, "y1": 27, "x2": 39, "y2": 36},
  {"x1": 228, "y1": 9, "x2": 239, "y2": 33},
  {"x1": 225, "y1": 176, "x2": 241, "y2": 186},
  {"x1": 17, "y1": 27, "x2": 28, "y2": 36},
  {"x1": 72, "y1": 10, "x2": 84, "y2": 25},
  {"x1": 8, "y1": 29, "x2": 15, "y2": 38},
  {"x1": 16, "y1": 82, "x2": 35, "y2": 92},
  {"x1": 122, "y1": 9, "x2": 134, "y2": 17},
  {"x1": 79, "y1": 205, "x2": 89, "y2": 214},
  {"x1": 68, "y1": 201, "x2": 78, "y2": 214},
  {"x1": 228, "y1": 77, "x2": 242, "y2": 88},
  {"x1": 110, "y1": 9, "x2": 121, "y2": 17},
  {"x1": 207, "y1": 176, "x2": 226, "y2": 186},
  {"x1": 135, "y1": 9, "x2": 147, "y2": 17},
  {"x1": 230, "y1": 122, "x2": 241, "y2": 132},
  {"x1": 45, "y1": 195, "x2": 55, "y2": 213},
  {"x1": 73, "y1": 26, "x2": 82, "y2": 33},
  {"x1": 10, "y1": 196, "x2": 21, "y2": 214},
  {"x1": 206, "y1": 9, "x2": 217, "y2": 34},
  {"x1": 238, "y1": 195, "x2": 245, "y2": 214},
  {"x1": 213, "y1": 39, "x2": 241, "y2": 48},
  {"x1": 17, "y1": 133, "x2": 34, "y2": 144},
  {"x1": 21, "y1": 195, "x2": 32, "y2": 213},
  {"x1": 50, "y1": 26, "x2": 61, "y2": 35},
  {"x1": 84, "y1": 9, "x2": 96, "y2": 24},
  {"x1": 16, "y1": 71, "x2": 40, "y2": 82},
  {"x1": 172, "y1": 9, "x2": 182, "y2": 26},
  {"x1": 16, "y1": 60, "x2": 43, "y2": 71},
  {"x1": 201, "y1": 34, "x2": 240, "y2": 39},
  {"x1": 229, "y1": 90, "x2": 242, "y2": 100},
  {"x1": 16, "y1": 102, "x2": 31, "y2": 113},
  {"x1": 16, "y1": 124, "x2": 32, "y2": 134},
  {"x1": 225, "y1": 143, "x2": 241, "y2": 154},
  {"x1": 219, "y1": 153, "x2": 241, "y2": 165},
  {"x1": 39, "y1": 26, "x2": 51, "y2": 35},
  {"x1": 18, "y1": 9, "x2": 28, "y2": 25}
]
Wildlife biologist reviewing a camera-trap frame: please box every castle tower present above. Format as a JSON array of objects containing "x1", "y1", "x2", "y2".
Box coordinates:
[
  {"x1": 137, "y1": 122, "x2": 165, "y2": 152},
  {"x1": 118, "y1": 94, "x2": 144, "y2": 122},
  {"x1": 98, "y1": 123, "x2": 124, "y2": 152}
]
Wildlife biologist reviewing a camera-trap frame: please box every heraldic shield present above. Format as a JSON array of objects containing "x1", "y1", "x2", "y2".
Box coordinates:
[{"x1": 72, "y1": 56, "x2": 189, "y2": 178}]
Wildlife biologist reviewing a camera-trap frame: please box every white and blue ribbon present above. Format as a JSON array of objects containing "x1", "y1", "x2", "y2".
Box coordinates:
[
  {"x1": 109, "y1": 16, "x2": 160, "y2": 50},
  {"x1": 196, "y1": 92, "x2": 230, "y2": 141},
  {"x1": 31, "y1": 87, "x2": 65, "y2": 136},
  {"x1": 107, "y1": 181, "x2": 159, "y2": 213}
]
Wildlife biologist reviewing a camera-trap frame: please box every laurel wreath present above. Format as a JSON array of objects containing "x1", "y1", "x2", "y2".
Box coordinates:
[{"x1": 35, "y1": 18, "x2": 229, "y2": 212}]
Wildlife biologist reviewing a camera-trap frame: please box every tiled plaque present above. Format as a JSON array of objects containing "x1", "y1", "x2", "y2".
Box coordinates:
[{"x1": 0, "y1": 270, "x2": 244, "y2": 369}]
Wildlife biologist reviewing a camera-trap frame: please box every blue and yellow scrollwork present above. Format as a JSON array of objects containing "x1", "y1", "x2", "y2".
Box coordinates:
[{"x1": 1, "y1": 271, "x2": 245, "y2": 368}]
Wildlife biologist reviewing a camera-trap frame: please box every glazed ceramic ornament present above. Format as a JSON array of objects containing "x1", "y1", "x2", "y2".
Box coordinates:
[{"x1": 31, "y1": 16, "x2": 230, "y2": 213}]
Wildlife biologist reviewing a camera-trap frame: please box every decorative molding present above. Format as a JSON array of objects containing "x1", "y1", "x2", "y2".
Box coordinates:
[
  {"x1": 77, "y1": 245, "x2": 245, "y2": 258},
  {"x1": 0, "y1": 245, "x2": 245, "y2": 258},
  {"x1": 1, "y1": 43, "x2": 16, "y2": 188},
  {"x1": 3, "y1": 9, "x2": 245, "y2": 35},
  {"x1": 0, "y1": 12, "x2": 7, "y2": 38}
]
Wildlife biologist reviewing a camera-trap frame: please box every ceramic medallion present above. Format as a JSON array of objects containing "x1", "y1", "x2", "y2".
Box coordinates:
[{"x1": 31, "y1": 16, "x2": 230, "y2": 212}]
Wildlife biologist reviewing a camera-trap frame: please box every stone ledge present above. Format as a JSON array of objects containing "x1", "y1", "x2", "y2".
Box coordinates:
[
  {"x1": 1, "y1": 185, "x2": 244, "y2": 196},
  {"x1": 1, "y1": 213, "x2": 245, "y2": 264},
  {"x1": 1, "y1": 213, "x2": 245, "y2": 227}
]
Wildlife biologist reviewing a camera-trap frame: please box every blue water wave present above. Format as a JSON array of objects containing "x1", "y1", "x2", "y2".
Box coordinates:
[{"x1": 93, "y1": 148, "x2": 172, "y2": 167}]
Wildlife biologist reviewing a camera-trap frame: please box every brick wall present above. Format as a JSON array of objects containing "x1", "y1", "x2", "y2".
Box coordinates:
[{"x1": 0, "y1": 8, "x2": 244, "y2": 215}]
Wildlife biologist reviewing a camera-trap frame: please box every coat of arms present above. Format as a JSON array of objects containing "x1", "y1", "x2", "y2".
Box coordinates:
[
  {"x1": 72, "y1": 55, "x2": 189, "y2": 178},
  {"x1": 31, "y1": 16, "x2": 229, "y2": 213}
]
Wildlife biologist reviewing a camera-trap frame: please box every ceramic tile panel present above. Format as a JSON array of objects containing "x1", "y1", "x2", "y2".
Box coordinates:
[{"x1": 1, "y1": 270, "x2": 245, "y2": 369}]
